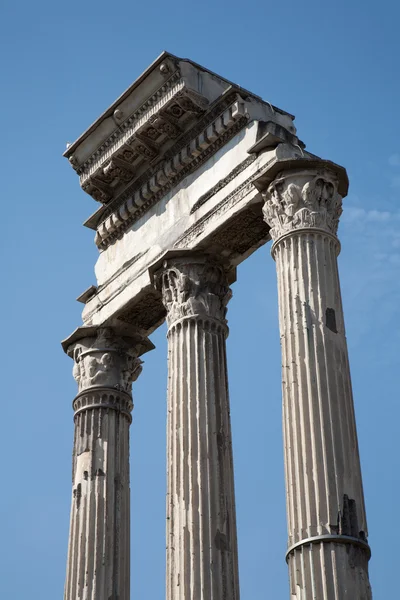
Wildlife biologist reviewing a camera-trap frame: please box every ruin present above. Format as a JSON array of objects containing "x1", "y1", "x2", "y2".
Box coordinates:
[{"x1": 62, "y1": 52, "x2": 372, "y2": 599}]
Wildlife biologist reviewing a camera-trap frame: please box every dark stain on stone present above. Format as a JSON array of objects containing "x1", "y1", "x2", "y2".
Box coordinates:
[
  {"x1": 325, "y1": 307, "x2": 338, "y2": 333},
  {"x1": 96, "y1": 468, "x2": 105, "y2": 477},
  {"x1": 340, "y1": 494, "x2": 360, "y2": 538},
  {"x1": 359, "y1": 530, "x2": 367, "y2": 542},
  {"x1": 74, "y1": 483, "x2": 82, "y2": 509},
  {"x1": 83, "y1": 471, "x2": 88, "y2": 480},
  {"x1": 77, "y1": 448, "x2": 90, "y2": 456},
  {"x1": 217, "y1": 431, "x2": 226, "y2": 450},
  {"x1": 304, "y1": 302, "x2": 314, "y2": 350},
  {"x1": 215, "y1": 530, "x2": 229, "y2": 551},
  {"x1": 330, "y1": 523, "x2": 339, "y2": 534}
]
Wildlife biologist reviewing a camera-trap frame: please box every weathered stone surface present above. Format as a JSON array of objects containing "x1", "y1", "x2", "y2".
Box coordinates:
[
  {"x1": 64, "y1": 53, "x2": 303, "y2": 336},
  {"x1": 70, "y1": 327, "x2": 143, "y2": 393},
  {"x1": 62, "y1": 52, "x2": 373, "y2": 600},
  {"x1": 64, "y1": 327, "x2": 153, "y2": 600},
  {"x1": 152, "y1": 253, "x2": 240, "y2": 600},
  {"x1": 79, "y1": 143, "x2": 309, "y2": 337},
  {"x1": 263, "y1": 169, "x2": 343, "y2": 240},
  {"x1": 258, "y1": 165, "x2": 372, "y2": 599}
]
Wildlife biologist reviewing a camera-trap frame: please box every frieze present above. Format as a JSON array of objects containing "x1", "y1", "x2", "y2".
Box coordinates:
[
  {"x1": 190, "y1": 155, "x2": 257, "y2": 214},
  {"x1": 81, "y1": 163, "x2": 270, "y2": 329},
  {"x1": 94, "y1": 251, "x2": 148, "y2": 296},
  {"x1": 175, "y1": 160, "x2": 272, "y2": 249}
]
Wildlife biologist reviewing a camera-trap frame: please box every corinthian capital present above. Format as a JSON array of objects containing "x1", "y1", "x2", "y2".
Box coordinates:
[
  {"x1": 68, "y1": 327, "x2": 146, "y2": 394},
  {"x1": 262, "y1": 169, "x2": 343, "y2": 242},
  {"x1": 153, "y1": 254, "x2": 232, "y2": 328}
]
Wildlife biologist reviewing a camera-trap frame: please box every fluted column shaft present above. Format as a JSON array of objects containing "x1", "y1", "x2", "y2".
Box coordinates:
[
  {"x1": 64, "y1": 327, "x2": 146, "y2": 600},
  {"x1": 155, "y1": 255, "x2": 240, "y2": 600},
  {"x1": 263, "y1": 169, "x2": 372, "y2": 599}
]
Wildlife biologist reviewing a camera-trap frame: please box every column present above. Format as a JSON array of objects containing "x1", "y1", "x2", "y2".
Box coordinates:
[
  {"x1": 154, "y1": 253, "x2": 240, "y2": 600},
  {"x1": 64, "y1": 327, "x2": 147, "y2": 600},
  {"x1": 262, "y1": 168, "x2": 372, "y2": 598}
]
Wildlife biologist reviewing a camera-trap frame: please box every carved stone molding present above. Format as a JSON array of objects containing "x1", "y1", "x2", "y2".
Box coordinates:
[
  {"x1": 153, "y1": 254, "x2": 232, "y2": 328},
  {"x1": 190, "y1": 154, "x2": 257, "y2": 214},
  {"x1": 77, "y1": 84, "x2": 209, "y2": 198},
  {"x1": 69, "y1": 327, "x2": 143, "y2": 394},
  {"x1": 94, "y1": 99, "x2": 248, "y2": 250},
  {"x1": 175, "y1": 169, "x2": 259, "y2": 249},
  {"x1": 73, "y1": 388, "x2": 134, "y2": 422},
  {"x1": 262, "y1": 169, "x2": 343, "y2": 242},
  {"x1": 69, "y1": 69, "x2": 183, "y2": 178}
]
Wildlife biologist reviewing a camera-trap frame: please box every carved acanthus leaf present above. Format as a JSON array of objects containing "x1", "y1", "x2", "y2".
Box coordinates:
[
  {"x1": 155, "y1": 257, "x2": 231, "y2": 327},
  {"x1": 262, "y1": 170, "x2": 343, "y2": 241},
  {"x1": 71, "y1": 327, "x2": 143, "y2": 394}
]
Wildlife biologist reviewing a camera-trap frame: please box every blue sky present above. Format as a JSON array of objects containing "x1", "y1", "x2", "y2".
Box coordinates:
[{"x1": 1, "y1": 0, "x2": 399, "y2": 598}]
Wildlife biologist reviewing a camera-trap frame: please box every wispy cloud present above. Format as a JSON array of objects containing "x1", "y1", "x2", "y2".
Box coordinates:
[
  {"x1": 342, "y1": 206, "x2": 400, "y2": 224},
  {"x1": 387, "y1": 154, "x2": 400, "y2": 188},
  {"x1": 340, "y1": 201, "x2": 400, "y2": 360}
]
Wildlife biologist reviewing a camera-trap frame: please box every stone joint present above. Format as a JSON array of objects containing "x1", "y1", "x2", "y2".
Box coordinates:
[
  {"x1": 73, "y1": 387, "x2": 134, "y2": 423},
  {"x1": 167, "y1": 314, "x2": 229, "y2": 337},
  {"x1": 270, "y1": 227, "x2": 341, "y2": 258},
  {"x1": 285, "y1": 534, "x2": 371, "y2": 563}
]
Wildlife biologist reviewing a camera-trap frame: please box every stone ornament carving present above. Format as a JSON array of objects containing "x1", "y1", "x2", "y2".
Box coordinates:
[
  {"x1": 155, "y1": 256, "x2": 232, "y2": 328},
  {"x1": 262, "y1": 169, "x2": 343, "y2": 241},
  {"x1": 94, "y1": 97, "x2": 248, "y2": 250},
  {"x1": 71, "y1": 327, "x2": 142, "y2": 394}
]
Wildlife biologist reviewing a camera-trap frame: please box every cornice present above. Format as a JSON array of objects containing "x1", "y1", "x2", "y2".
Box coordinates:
[
  {"x1": 71, "y1": 83, "x2": 217, "y2": 208},
  {"x1": 74, "y1": 69, "x2": 183, "y2": 180},
  {"x1": 98, "y1": 90, "x2": 241, "y2": 220},
  {"x1": 94, "y1": 96, "x2": 250, "y2": 250},
  {"x1": 63, "y1": 50, "x2": 283, "y2": 160},
  {"x1": 64, "y1": 52, "x2": 177, "y2": 156},
  {"x1": 64, "y1": 53, "x2": 300, "y2": 258}
]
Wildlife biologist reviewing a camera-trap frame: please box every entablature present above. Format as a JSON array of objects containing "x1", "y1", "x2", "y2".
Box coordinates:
[
  {"x1": 64, "y1": 52, "x2": 343, "y2": 342},
  {"x1": 64, "y1": 52, "x2": 299, "y2": 252}
]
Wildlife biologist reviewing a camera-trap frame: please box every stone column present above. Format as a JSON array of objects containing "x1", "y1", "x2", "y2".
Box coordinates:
[
  {"x1": 261, "y1": 167, "x2": 372, "y2": 598},
  {"x1": 64, "y1": 327, "x2": 149, "y2": 600},
  {"x1": 154, "y1": 253, "x2": 240, "y2": 600}
]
